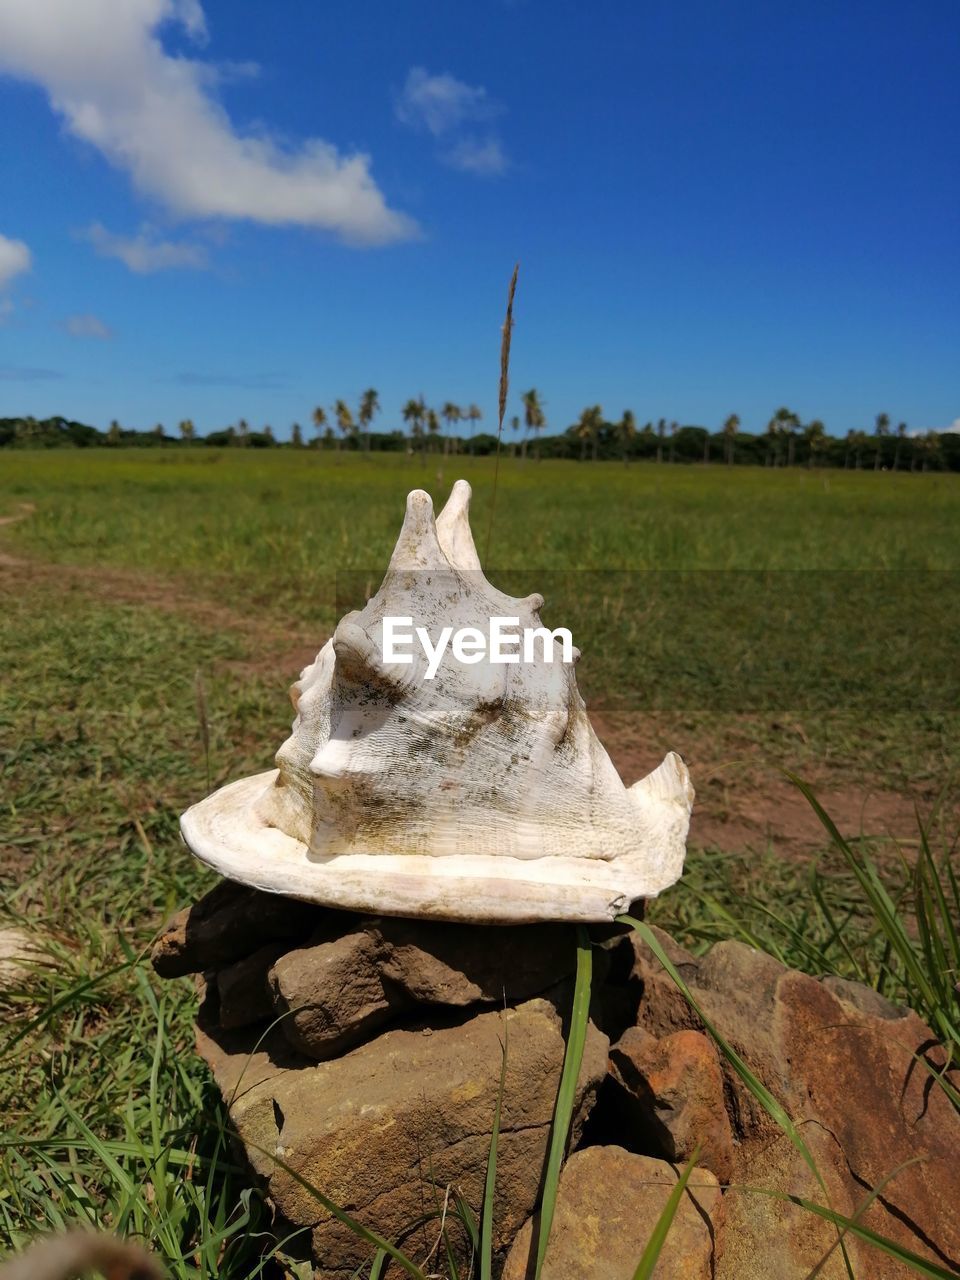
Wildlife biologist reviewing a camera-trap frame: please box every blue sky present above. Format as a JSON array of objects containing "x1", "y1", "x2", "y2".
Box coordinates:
[{"x1": 0, "y1": 0, "x2": 957, "y2": 439}]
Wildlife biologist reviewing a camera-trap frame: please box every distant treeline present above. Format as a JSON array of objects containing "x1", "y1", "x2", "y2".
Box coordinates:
[{"x1": 2, "y1": 410, "x2": 957, "y2": 472}]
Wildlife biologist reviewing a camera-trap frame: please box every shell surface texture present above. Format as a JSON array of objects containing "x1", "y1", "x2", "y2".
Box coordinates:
[{"x1": 181, "y1": 480, "x2": 694, "y2": 922}]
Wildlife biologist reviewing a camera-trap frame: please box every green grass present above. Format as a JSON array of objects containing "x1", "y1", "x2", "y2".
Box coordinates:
[
  {"x1": 3, "y1": 452, "x2": 960, "y2": 594},
  {"x1": 3, "y1": 449, "x2": 958, "y2": 787},
  {"x1": 1, "y1": 451, "x2": 958, "y2": 1276}
]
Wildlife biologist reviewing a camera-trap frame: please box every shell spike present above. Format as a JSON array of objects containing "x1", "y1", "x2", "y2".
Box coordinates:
[
  {"x1": 387, "y1": 488, "x2": 448, "y2": 572},
  {"x1": 436, "y1": 479, "x2": 482, "y2": 572},
  {"x1": 513, "y1": 591, "x2": 545, "y2": 616},
  {"x1": 333, "y1": 619, "x2": 408, "y2": 690},
  {"x1": 629, "y1": 751, "x2": 695, "y2": 810}
]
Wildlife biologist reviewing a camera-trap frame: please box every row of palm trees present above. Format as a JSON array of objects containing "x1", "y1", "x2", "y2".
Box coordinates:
[
  {"x1": 561, "y1": 406, "x2": 939, "y2": 470},
  {"x1": 398, "y1": 398, "x2": 484, "y2": 453},
  {"x1": 303, "y1": 391, "x2": 548, "y2": 456},
  {"x1": 164, "y1": 399, "x2": 941, "y2": 473},
  {"x1": 757, "y1": 409, "x2": 929, "y2": 470},
  {"x1": 308, "y1": 390, "x2": 382, "y2": 453}
]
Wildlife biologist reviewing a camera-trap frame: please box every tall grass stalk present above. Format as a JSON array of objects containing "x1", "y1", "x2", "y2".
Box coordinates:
[{"x1": 485, "y1": 261, "x2": 519, "y2": 562}]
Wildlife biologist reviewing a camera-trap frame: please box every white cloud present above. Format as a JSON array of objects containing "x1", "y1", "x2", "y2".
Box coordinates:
[
  {"x1": 396, "y1": 67, "x2": 500, "y2": 137},
  {"x1": 0, "y1": 232, "x2": 31, "y2": 289},
  {"x1": 396, "y1": 68, "x2": 508, "y2": 179},
  {"x1": 0, "y1": 0, "x2": 416, "y2": 246},
  {"x1": 444, "y1": 136, "x2": 507, "y2": 176},
  {"x1": 83, "y1": 222, "x2": 210, "y2": 273},
  {"x1": 65, "y1": 312, "x2": 113, "y2": 339}
]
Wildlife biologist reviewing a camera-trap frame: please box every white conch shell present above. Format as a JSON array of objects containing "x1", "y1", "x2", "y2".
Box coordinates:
[{"x1": 181, "y1": 480, "x2": 694, "y2": 923}]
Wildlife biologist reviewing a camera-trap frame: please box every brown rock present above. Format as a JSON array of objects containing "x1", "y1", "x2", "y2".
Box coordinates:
[
  {"x1": 632, "y1": 934, "x2": 960, "y2": 1278},
  {"x1": 267, "y1": 925, "x2": 410, "y2": 1059},
  {"x1": 151, "y1": 880, "x2": 321, "y2": 978},
  {"x1": 820, "y1": 974, "x2": 905, "y2": 1020},
  {"x1": 0, "y1": 927, "x2": 46, "y2": 990},
  {"x1": 501, "y1": 1145, "x2": 722, "y2": 1280},
  {"x1": 624, "y1": 925, "x2": 703, "y2": 1039},
  {"x1": 375, "y1": 916, "x2": 576, "y2": 1005},
  {"x1": 197, "y1": 998, "x2": 609, "y2": 1280},
  {"x1": 216, "y1": 944, "x2": 284, "y2": 1030},
  {"x1": 263, "y1": 916, "x2": 580, "y2": 1059},
  {"x1": 609, "y1": 1026, "x2": 734, "y2": 1184}
]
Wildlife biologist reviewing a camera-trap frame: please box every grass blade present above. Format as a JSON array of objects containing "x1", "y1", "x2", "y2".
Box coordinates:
[
  {"x1": 242, "y1": 1136, "x2": 428, "y2": 1280},
  {"x1": 733, "y1": 1183, "x2": 959, "y2": 1280},
  {"x1": 480, "y1": 1017, "x2": 508, "y2": 1280},
  {"x1": 534, "y1": 925, "x2": 592, "y2": 1280},
  {"x1": 631, "y1": 1146, "x2": 701, "y2": 1280}
]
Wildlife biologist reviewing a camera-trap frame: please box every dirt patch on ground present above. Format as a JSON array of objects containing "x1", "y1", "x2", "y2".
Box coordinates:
[
  {"x1": 4, "y1": 540, "x2": 950, "y2": 862},
  {"x1": 0, "y1": 550, "x2": 323, "y2": 676},
  {"x1": 593, "y1": 710, "x2": 951, "y2": 857},
  {"x1": 0, "y1": 501, "x2": 36, "y2": 529}
]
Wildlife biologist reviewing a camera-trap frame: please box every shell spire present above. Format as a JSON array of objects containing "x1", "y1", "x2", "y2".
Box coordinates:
[
  {"x1": 436, "y1": 479, "x2": 482, "y2": 572},
  {"x1": 387, "y1": 489, "x2": 448, "y2": 573},
  {"x1": 179, "y1": 480, "x2": 693, "y2": 923}
]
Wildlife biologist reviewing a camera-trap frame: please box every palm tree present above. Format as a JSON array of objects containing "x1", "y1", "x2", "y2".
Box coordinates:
[
  {"x1": 893, "y1": 421, "x2": 907, "y2": 471},
  {"x1": 107, "y1": 419, "x2": 121, "y2": 446},
  {"x1": 656, "y1": 418, "x2": 666, "y2": 464},
  {"x1": 619, "y1": 409, "x2": 636, "y2": 466},
  {"x1": 803, "y1": 419, "x2": 826, "y2": 467},
  {"x1": 765, "y1": 416, "x2": 780, "y2": 467},
  {"x1": 722, "y1": 413, "x2": 740, "y2": 466},
  {"x1": 576, "y1": 405, "x2": 603, "y2": 461},
  {"x1": 263, "y1": 424, "x2": 275, "y2": 444},
  {"x1": 358, "y1": 389, "x2": 380, "y2": 454},
  {"x1": 402, "y1": 396, "x2": 427, "y2": 464},
  {"x1": 426, "y1": 407, "x2": 440, "y2": 444},
  {"x1": 178, "y1": 418, "x2": 195, "y2": 445},
  {"x1": 772, "y1": 406, "x2": 800, "y2": 466},
  {"x1": 236, "y1": 418, "x2": 250, "y2": 447},
  {"x1": 874, "y1": 412, "x2": 890, "y2": 470},
  {"x1": 441, "y1": 402, "x2": 462, "y2": 451},
  {"x1": 465, "y1": 404, "x2": 482, "y2": 454},
  {"x1": 333, "y1": 399, "x2": 355, "y2": 453},
  {"x1": 510, "y1": 413, "x2": 522, "y2": 458},
  {"x1": 312, "y1": 406, "x2": 328, "y2": 447},
  {"x1": 521, "y1": 389, "x2": 546, "y2": 461},
  {"x1": 291, "y1": 422, "x2": 303, "y2": 448},
  {"x1": 575, "y1": 409, "x2": 592, "y2": 461}
]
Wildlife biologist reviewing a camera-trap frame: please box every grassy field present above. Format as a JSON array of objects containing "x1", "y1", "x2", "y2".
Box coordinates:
[
  {"x1": 1, "y1": 450, "x2": 958, "y2": 1277},
  {"x1": 5, "y1": 449, "x2": 960, "y2": 583}
]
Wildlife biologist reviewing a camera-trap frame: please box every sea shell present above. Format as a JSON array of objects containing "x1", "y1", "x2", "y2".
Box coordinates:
[{"x1": 181, "y1": 480, "x2": 694, "y2": 923}]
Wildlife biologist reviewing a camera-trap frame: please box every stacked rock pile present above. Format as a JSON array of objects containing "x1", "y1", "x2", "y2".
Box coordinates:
[{"x1": 153, "y1": 882, "x2": 960, "y2": 1279}]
